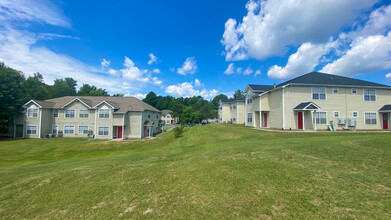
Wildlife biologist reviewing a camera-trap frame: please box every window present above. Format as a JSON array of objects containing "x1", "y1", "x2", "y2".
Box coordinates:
[
  {"x1": 79, "y1": 110, "x2": 89, "y2": 118},
  {"x1": 333, "y1": 88, "x2": 339, "y2": 94},
  {"x1": 148, "y1": 114, "x2": 151, "y2": 119},
  {"x1": 53, "y1": 109, "x2": 58, "y2": 118},
  {"x1": 313, "y1": 112, "x2": 327, "y2": 125},
  {"x1": 247, "y1": 113, "x2": 253, "y2": 123},
  {"x1": 78, "y1": 125, "x2": 89, "y2": 134},
  {"x1": 156, "y1": 115, "x2": 159, "y2": 119},
  {"x1": 312, "y1": 87, "x2": 326, "y2": 100},
  {"x1": 27, "y1": 108, "x2": 38, "y2": 118},
  {"x1": 233, "y1": 105, "x2": 236, "y2": 109},
  {"x1": 364, "y1": 89, "x2": 376, "y2": 101},
  {"x1": 353, "y1": 111, "x2": 358, "y2": 118},
  {"x1": 52, "y1": 125, "x2": 58, "y2": 134},
  {"x1": 166, "y1": 120, "x2": 170, "y2": 123},
  {"x1": 27, "y1": 125, "x2": 37, "y2": 135},
  {"x1": 351, "y1": 88, "x2": 357, "y2": 94},
  {"x1": 64, "y1": 125, "x2": 75, "y2": 134},
  {"x1": 167, "y1": 115, "x2": 171, "y2": 118},
  {"x1": 99, "y1": 109, "x2": 110, "y2": 118},
  {"x1": 233, "y1": 118, "x2": 236, "y2": 122},
  {"x1": 365, "y1": 112, "x2": 377, "y2": 125},
  {"x1": 247, "y1": 98, "x2": 253, "y2": 104},
  {"x1": 98, "y1": 127, "x2": 109, "y2": 136},
  {"x1": 65, "y1": 109, "x2": 75, "y2": 118},
  {"x1": 333, "y1": 111, "x2": 340, "y2": 118}
]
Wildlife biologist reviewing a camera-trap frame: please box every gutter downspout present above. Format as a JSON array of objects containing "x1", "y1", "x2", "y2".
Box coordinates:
[{"x1": 39, "y1": 108, "x2": 42, "y2": 138}]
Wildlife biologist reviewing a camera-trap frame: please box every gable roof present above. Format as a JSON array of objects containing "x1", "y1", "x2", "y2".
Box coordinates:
[
  {"x1": 220, "y1": 98, "x2": 245, "y2": 104},
  {"x1": 277, "y1": 72, "x2": 391, "y2": 88},
  {"x1": 248, "y1": 84, "x2": 275, "y2": 92},
  {"x1": 26, "y1": 96, "x2": 160, "y2": 113},
  {"x1": 294, "y1": 102, "x2": 321, "y2": 110},
  {"x1": 379, "y1": 105, "x2": 391, "y2": 112},
  {"x1": 161, "y1": 110, "x2": 173, "y2": 116}
]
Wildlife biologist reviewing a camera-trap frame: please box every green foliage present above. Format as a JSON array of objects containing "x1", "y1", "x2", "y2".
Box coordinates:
[
  {"x1": 51, "y1": 78, "x2": 77, "y2": 98},
  {"x1": 211, "y1": 94, "x2": 228, "y2": 108},
  {"x1": 77, "y1": 84, "x2": 109, "y2": 96},
  {"x1": 23, "y1": 73, "x2": 51, "y2": 102},
  {"x1": 112, "y1": 93, "x2": 124, "y2": 97},
  {"x1": 233, "y1": 89, "x2": 244, "y2": 99},
  {"x1": 173, "y1": 126, "x2": 184, "y2": 138}
]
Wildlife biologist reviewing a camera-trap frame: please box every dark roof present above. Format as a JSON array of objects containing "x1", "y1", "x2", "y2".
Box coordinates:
[
  {"x1": 25, "y1": 96, "x2": 160, "y2": 113},
  {"x1": 379, "y1": 105, "x2": 391, "y2": 112},
  {"x1": 161, "y1": 110, "x2": 173, "y2": 116},
  {"x1": 220, "y1": 98, "x2": 245, "y2": 103},
  {"x1": 248, "y1": 84, "x2": 275, "y2": 92},
  {"x1": 277, "y1": 72, "x2": 391, "y2": 88},
  {"x1": 293, "y1": 102, "x2": 321, "y2": 110}
]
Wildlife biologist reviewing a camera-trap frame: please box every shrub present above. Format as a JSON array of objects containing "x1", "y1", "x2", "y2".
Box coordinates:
[{"x1": 173, "y1": 127, "x2": 184, "y2": 138}]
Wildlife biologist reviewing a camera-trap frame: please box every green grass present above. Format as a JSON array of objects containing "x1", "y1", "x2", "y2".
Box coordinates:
[{"x1": 0, "y1": 124, "x2": 390, "y2": 219}]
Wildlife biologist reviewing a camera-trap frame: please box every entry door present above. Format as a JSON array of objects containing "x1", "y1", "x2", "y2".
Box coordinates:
[
  {"x1": 171, "y1": 120, "x2": 174, "y2": 124},
  {"x1": 383, "y1": 113, "x2": 389, "y2": 130},
  {"x1": 263, "y1": 113, "x2": 267, "y2": 127},
  {"x1": 117, "y1": 126, "x2": 122, "y2": 138},
  {"x1": 298, "y1": 112, "x2": 303, "y2": 130}
]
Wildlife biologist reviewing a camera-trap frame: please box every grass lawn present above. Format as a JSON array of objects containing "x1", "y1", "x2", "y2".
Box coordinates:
[{"x1": 0, "y1": 124, "x2": 390, "y2": 219}]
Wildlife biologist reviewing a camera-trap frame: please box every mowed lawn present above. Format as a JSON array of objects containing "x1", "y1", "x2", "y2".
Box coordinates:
[{"x1": 0, "y1": 124, "x2": 390, "y2": 219}]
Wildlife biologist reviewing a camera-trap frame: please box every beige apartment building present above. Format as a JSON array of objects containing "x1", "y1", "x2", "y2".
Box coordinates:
[
  {"x1": 161, "y1": 110, "x2": 179, "y2": 125},
  {"x1": 245, "y1": 72, "x2": 391, "y2": 131},
  {"x1": 9, "y1": 96, "x2": 161, "y2": 139},
  {"x1": 218, "y1": 98, "x2": 245, "y2": 124}
]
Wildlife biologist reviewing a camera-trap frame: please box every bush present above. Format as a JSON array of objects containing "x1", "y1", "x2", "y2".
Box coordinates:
[{"x1": 173, "y1": 127, "x2": 184, "y2": 138}]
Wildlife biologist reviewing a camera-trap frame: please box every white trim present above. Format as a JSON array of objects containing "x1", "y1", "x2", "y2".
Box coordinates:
[
  {"x1": 253, "y1": 111, "x2": 255, "y2": 128},
  {"x1": 23, "y1": 100, "x2": 42, "y2": 108},
  {"x1": 61, "y1": 98, "x2": 91, "y2": 109},
  {"x1": 333, "y1": 111, "x2": 340, "y2": 118},
  {"x1": 93, "y1": 101, "x2": 115, "y2": 109},
  {"x1": 363, "y1": 89, "x2": 376, "y2": 102},
  {"x1": 311, "y1": 87, "x2": 327, "y2": 101},
  {"x1": 27, "y1": 107, "x2": 38, "y2": 118},
  {"x1": 140, "y1": 112, "x2": 144, "y2": 138},
  {"x1": 313, "y1": 111, "x2": 328, "y2": 125},
  {"x1": 64, "y1": 109, "x2": 76, "y2": 118},
  {"x1": 78, "y1": 125, "x2": 89, "y2": 135},
  {"x1": 364, "y1": 112, "x2": 377, "y2": 125},
  {"x1": 78, "y1": 109, "x2": 89, "y2": 118},
  {"x1": 97, "y1": 126, "x2": 110, "y2": 136},
  {"x1": 98, "y1": 108, "x2": 110, "y2": 119},
  {"x1": 64, "y1": 125, "x2": 75, "y2": 134},
  {"x1": 303, "y1": 112, "x2": 305, "y2": 131},
  {"x1": 38, "y1": 108, "x2": 42, "y2": 138},
  {"x1": 26, "y1": 124, "x2": 38, "y2": 135}
]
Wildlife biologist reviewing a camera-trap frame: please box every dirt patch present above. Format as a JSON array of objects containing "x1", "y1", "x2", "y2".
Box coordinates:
[
  {"x1": 143, "y1": 208, "x2": 153, "y2": 215},
  {"x1": 118, "y1": 205, "x2": 137, "y2": 217},
  {"x1": 91, "y1": 202, "x2": 105, "y2": 209},
  {"x1": 37, "y1": 179, "x2": 50, "y2": 187}
]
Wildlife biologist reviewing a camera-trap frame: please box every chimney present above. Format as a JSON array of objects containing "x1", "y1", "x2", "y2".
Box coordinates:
[{"x1": 273, "y1": 83, "x2": 276, "y2": 88}]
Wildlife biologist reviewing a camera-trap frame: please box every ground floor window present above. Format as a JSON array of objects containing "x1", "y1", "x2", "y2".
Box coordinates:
[
  {"x1": 233, "y1": 117, "x2": 236, "y2": 122},
  {"x1": 365, "y1": 112, "x2": 377, "y2": 125},
  {"x1": 64, "y1": 125, "x2": 75, "y2": 134},
  {"x1": 78, "y1": 125, "x2": 89, "y2": 134},
  {"x1": 313, "y1": 112, "x2": 327, "y2": 125},
  {"x1": 247, "y1": 113, "x2": 253, "y2": 123},
  {"x1": 166, "y1": 120, "x2": 170, "y2": 123},
  {"x1": 98, "y1": 126, "x2": 109, "y2": 136},
  {"x1": 52, "y1": 125, "x2": 58, "y2": 134},
  {"x1": 27, "y1": 125, "x2": 37, "y2": 135},
  {"x1": 353, "y1": 111, "x2": 358, "y2": 118},
  {"x1": 333, "y1": 111, "x2": 339, "y2": 118}
]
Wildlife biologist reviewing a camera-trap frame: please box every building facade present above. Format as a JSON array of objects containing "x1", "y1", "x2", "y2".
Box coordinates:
[
  {"x1": 161, "y1": 110, "x2": 178, "y2": 125},
  {"x1": 218, "y1": 99, "x2": 245, "y2": 124}
]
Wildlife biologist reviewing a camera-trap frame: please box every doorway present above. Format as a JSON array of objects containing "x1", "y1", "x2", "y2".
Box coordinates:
[
  {"x1": 298, "y1": 112, "x2": 303, "y2": 130},
  {"x1": 383, "y1": 113, "x2": 389, "y2": 130}
]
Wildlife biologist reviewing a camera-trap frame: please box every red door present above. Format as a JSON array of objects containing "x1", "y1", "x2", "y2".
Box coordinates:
[
  {"x1": 383, "y1": 114, "x2": 388, "y2": 130},
  {"x1": 298, "y1": 112, "x2": 303, "y2": 129},
  {"x1": 171, "y1": 120, "x2": 174, "y2": 124},
  {"x1": 117, "y1": 126, "x2": 122, "y2": 138},
  {"x1": 263, "y1": 113, "x2": 267, "y2": 127}
]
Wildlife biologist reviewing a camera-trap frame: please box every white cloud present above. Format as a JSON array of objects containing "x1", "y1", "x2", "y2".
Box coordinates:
[
  {"x1": 131, "y1": 93, "x2": 147, "y2": 100},
  {"x1": 165, "y1": 82, "x2": 218, "y2": 100},
  {"x1": 147, "y1": 53, "x2": 158, "y2": 65},
  {"x1": 221, "y1": 0, "x2": 376, "y2": 61},
  {"x1": 120, "y1": 57, "x2": 149, "y2": 83},
  {"x1": 101, "y1": 58, "x2": 110, "y2": 68},
  {"x1": 268, "y1": 41, "x2": 335, "y2": 79},
  {"x1": 243, "y1": 66, "x2": 253, "y2": 75},
  {"x1": 386, "y1": 73, "x2": 391, "y2": 79},
  {"x1": 321, "y1": 33, "x2": 391, "y2": 76},
  {"x1": 194, "y1": 79, "x2": 202, "y2": 87},
  {"x1": 254, "y1": 69, "x2": 261, "y2": 76},
  {"x1": 177, "y1": 57, "x2": 197, "y2": 75},
  {"x1": 152, "y1": 68, "x2": 161, "y2": 73},
  {"x1": 236, "y1": 67, "x2": 243, "y2": 74},
  {"x1": 108, "y1": 68, "x2": 117, "y2": 75},
  {"x1": 224, "y1": 63, "x2": 235, "y2": 74},
  {"x1": 152, "y1": 77, "x2": 162, "y2": 86}
]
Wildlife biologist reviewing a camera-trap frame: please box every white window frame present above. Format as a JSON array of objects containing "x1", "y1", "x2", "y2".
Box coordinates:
[
  {"x1": 78, "y1": 125, "x2": 89, "y2": 134},
  {"x1": 351, "y1": 88, "x2": 357, "y2": 94},
  {"x1": 52, "y1": 125, "x2": 58, "y2": 134},
  {"x1": 64, "y1": 125, "x2": 75, "y2": 134},
  {"x1": 166, "y1": 114, "x2": 171, "y2": 118},
  {"x1": 98, "y1": 126, "x2": 109, "y2": 136},
  {"x1": 313, "y1": 111, "x2": 327, "y2": 125},
  {"x1": 363, "y1": 89, "x2": 376, "y2": 102},
  {"x1": 78, "y1": 109, "x2": 89, "y2": 118},
  {"x1": 27, "y1": 108, "x2": 38, "y2": 118},
  {"x1": 364, "y1": 112, "x2": 377, "y2": 125},
  {"x1": 333, "y1": 88, "x2": 339, "y2": 94},
  {"x1": 312, "y1": 87, "x2": 326, "y2": 100},
  {"x1": 247, "y1": 98, "x2": 253, "y2": 104},
  {"x1": 247, "y1": 113, "x2": 253, "y2": 123},
  {"x1": 98, "y1": 109, "x2": 110, "y2": 119},
  {"x1": 333, "y1": 111, "x2": 340, "y2": 118},
  {"x1": 26, "y1": 125, "x2": 38, "y2": 135},
  {"x1": 352, "y1": 111, "x2": 358, "y2": 118},
  {"x1": 166, "y1": 120, "x2": 170, "y2": 123},
  {"x1": 53, "y1": 109, "x2": 59, "y2": 118},
  {"x1": 65, "y1": 109, "x2": 75, "y2": 118}
]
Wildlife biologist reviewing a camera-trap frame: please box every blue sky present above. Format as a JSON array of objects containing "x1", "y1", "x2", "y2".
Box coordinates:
[{"x1": 1, "y1": 0, "x2": 391, "y2": 100}]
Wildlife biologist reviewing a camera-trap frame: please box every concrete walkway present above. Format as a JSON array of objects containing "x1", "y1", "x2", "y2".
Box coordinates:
[{"x1": 115, "y1": 127, "x2": 174, "y2": 142}]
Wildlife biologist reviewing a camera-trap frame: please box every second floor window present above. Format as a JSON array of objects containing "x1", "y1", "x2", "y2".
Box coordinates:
[
  {"x1": 65, "y1": 109, "x2": 75, "y2": 118},
  {"x1": 53, "y1": 109, "x2": 58, "y2": 118},
  {"x1": 247, "y1": 98, "x2": 252, "y2": 104},
  {"x1": 27, "y1": 108, "x2": 38, "y2": 118},
  {"x1": 79, "y1": 110, "x2": 89, "y2": 118},
  {"x1": 247, "y1": 113, "x2": 253, "y2": 123},
  {"x1": 364, "y1": 89, "x2": 376, "y2": 101},
  {"x1": 312, "y1": 87, "x2": 326, "y2": 100},
  {"x1": 99, "y1": 109, "x2": 110, "y2": 118}
]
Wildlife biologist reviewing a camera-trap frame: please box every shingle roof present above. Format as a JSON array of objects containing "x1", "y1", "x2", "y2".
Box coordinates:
[
  {"x1": 293, "y1": 102, "x2": 321, "y2": 110},
  {"x1": 379, "y1": 105, "x2": 391, "y2": 112},
  {"x1": 248, "y1": 84, "x2": 275, "y2": 92},
  {"x1": 161, "y1": 110, "x2": 173, "y2": 116},
  {"x1": 29, "y1": 96, "x2": 160, "y2": 113},
  {"x1": 277, "y1": 72, "x2": 391, "y2": 88},
  {"x1": 220, "y1": 98, "x2": 245, "y2": 103}
]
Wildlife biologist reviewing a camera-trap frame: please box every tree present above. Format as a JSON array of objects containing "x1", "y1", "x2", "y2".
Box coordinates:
[
  {"x1": 77, "y1": 84, "x2": 109, "y2": 96},
  {"x1": 23, "y1": 72, "x2": 50, "y2": 101},
  {"x1": 233, "y1": 89, "x2": 244, "y2": 99},
  {"x1": 51, "y1": 78, "x2": 77, "y2": 98},
  {"x1": 0, "y1": 63, "x2": 25, "y2": 124},
  {"x1": 143, "y1": 92, "x2": 158, "y2": 107},
  {"x1": 181, "y1": 106, "x2": 195, "y2": 124},
  {"x1": 211, "y1": 94, "x2": 228, "y2": 108},
  {"x1": 112, "y1": 93, "x2": 124, "y2": 97}
]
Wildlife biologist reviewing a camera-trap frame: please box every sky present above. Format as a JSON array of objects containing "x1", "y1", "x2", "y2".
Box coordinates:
[{"x1": 0, "y1": 0, "x2": 391, "y2": 100}]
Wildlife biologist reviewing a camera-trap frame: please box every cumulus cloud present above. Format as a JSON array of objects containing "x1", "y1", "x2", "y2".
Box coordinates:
[
  {"x1": 224, "y1": 63, "x2": 235, "y2": 74},
  {"x1": 221, "y1": 0, "x2": 376, "y2": 61},
  {"x1": 386, "y1": 73, "x2": 391, "y2": 79},
  {"x1": 194, "y1": 78, "x2": 202, "y2": 87},
  {"x1": 152, "y1": 77, "x2": 162, "y2": 86},
  {"x1": 177, "y1": 57, "x2": 197, "y2": 75},
  {"x1": 130, "y1": 93, "x2": 147, "y2": 100},
  {"x1": 243, "y1": 66, "x2": 253, "y2": 75},
  {"x1": 101, "y1": 58, "x2": 110, "y2": 68},
  {"x1": 152, "y1": 68, "x2": 161, "y2": 73},
  {"x1": 147, "y1": 53, "x2": 158, "y2": 65},
  {"x1": 268, "y1": 41, "x2": 335, "y2": 79},
  {"x1": 165, "y1": 81, "x2": 218, "y2": 100}
]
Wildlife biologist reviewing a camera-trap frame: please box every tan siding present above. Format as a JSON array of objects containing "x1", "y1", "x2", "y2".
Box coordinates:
[
  {"x1": 268, "y1": 89, "x2": 283, "y2": 129},
  {"x1": 24, "y1": 103, "x2": 40, "y2": 138}
]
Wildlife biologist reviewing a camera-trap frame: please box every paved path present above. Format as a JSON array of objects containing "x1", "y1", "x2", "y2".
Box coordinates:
[{"x1": 117, "y1": 127, "x2": 174, "y2": 142}]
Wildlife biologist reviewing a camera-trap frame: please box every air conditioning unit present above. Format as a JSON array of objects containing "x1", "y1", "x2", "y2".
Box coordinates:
[
  {"x1": 348, "y1": 118, "x2": 357, "y2": 127},
  {"x1": 337, "y1": 118, "x2": 346, "y2": 125}
]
